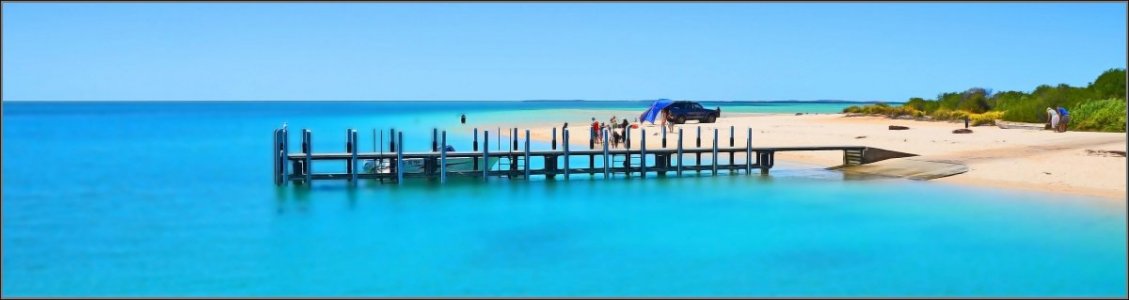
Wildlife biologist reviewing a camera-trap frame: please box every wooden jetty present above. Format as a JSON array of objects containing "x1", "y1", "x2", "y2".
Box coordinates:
[{"x1": 271, "y1": 125, "x2": 907, "y2": 186}]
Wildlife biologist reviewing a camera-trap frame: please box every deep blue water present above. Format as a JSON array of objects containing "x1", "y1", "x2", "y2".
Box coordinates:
[{"x1": 2, "y1": 101, "x2": 1125, "y2": 297}]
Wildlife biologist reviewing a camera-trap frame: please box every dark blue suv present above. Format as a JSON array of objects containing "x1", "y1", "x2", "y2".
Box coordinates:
[{"x1": 666, "y1": 101, "x2": 721, "y2": 124}]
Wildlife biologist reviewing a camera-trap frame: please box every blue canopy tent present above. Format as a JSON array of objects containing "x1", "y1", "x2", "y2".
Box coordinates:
[{"x1": 639, "y1": 99, "x2": 675, "y2": 124}]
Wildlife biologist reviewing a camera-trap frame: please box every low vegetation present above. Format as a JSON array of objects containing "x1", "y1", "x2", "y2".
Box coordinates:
[{"x1": 842, "y1": 68, "x2": 1127, "y2": 132}]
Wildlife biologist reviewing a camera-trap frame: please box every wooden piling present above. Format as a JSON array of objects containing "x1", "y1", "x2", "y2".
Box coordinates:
[
  {"x1": 641, "y1": 128, "x2": 647, "y2": 178},
  {"x1": 303, "y1": 129, "x2": 312, "y2": 185},
  {"x1": 563, "y1": 129, "x2": 570, "y2": 179},
  {"x1": 396, "y1": 131, "x2": 404, "y2": 183},
  {"x1": 677, "y1": 128, "x2": 683, "y2": 176},
  {"x1": 273, "y1": 129, "x2": 281, "y2": 186},
  {"x1": 552, "y1": 127, "x2": 557, "y2": 150},
  {"x1": 696, "y1": 126, "x2": 701, "y2": 173},
  {"x1": 441, "y1": 130, "x2": 447, "y2": 183},
  {"x1": 524, "y1": 129, "x2": 531, "y2": 178},
  {"x1": 712, "y1": 128, "x2": 718, "y2": 175},
  {"x1": 473, "y1": 128, "x2": 479, "y2": 171},
  {"x1": 281, "y1": 127, "x2": 288, "y2": 185},
  {"x1": 483, "y1": 131, "x2": 490, "y2": 179},
  {"x1": 602, "y1": 128, "x2": 610, "y2": 178},
  {"x1": 729, "y1": 126, "x2": 735, "y2": 172},
  {"x1": 624, "y1": 125, "x2": 632, "y2": 176},
  {"x1": 746, "y1": 127, "x2": 752, "y2": 175},
  {"x1": 350, "y1": 129, "x2": 358, "y2": 183}
]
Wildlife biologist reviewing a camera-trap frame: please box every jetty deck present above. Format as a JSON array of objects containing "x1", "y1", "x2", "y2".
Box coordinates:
[{"x1": 272, "y1": 126, "x2": 910, "y2": 185}]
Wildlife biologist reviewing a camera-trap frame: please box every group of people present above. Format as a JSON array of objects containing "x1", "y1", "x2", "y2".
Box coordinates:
[
  {"x1": 588, "y1": 116, "x2": 632, "y2": 148},
  {"x1": 1046, "y1": 106, "x2": 1071, "y2": 133}
]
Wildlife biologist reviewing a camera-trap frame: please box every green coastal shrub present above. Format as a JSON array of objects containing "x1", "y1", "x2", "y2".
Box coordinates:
[
  {"x1": 1069, "y1": 98, "x2": 1127, "y2": 132},
  {"x1": 930, "y1": 109, "x2": 969, "y2": 121},
  {"x1": 969, "y1": 111, "x2": 1004, "y2": 126}
]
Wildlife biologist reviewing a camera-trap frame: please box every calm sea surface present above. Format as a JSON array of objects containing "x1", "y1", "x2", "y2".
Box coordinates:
[{"x1": 2, "y1": 101, "x2": 1125, "y2": 296}]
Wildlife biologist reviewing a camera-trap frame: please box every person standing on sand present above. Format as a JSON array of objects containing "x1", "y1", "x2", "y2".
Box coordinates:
[{"x1": 1046, "y1": 107, "x2": 1060, "y2": 132}]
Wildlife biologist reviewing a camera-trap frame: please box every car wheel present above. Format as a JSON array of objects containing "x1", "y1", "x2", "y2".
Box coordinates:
[{"x1": 676, "y1": 116, "x2": 685, "y2": 124}]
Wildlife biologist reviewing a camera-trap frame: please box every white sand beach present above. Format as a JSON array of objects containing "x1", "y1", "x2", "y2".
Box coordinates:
[{"x1": 474, "y1": 110, "x2": 1127, "y2": 200}]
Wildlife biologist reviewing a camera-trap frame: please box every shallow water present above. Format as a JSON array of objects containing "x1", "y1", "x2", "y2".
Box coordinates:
[{"x1": 2, "y1": 101, "x2": 1125, "y2": 296}]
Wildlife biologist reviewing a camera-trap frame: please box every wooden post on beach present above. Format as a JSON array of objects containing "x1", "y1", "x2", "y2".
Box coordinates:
[
  {"x1": 512, "y1": 128, "x2": 518, "y2": 151},
  {"x1": 563, "y1": 129, "x2": 570, "y2": 179},
  {"x1": 677, "y1": 128, "x2": 683, "y2": 176},
  {"x1": 603, "y1": 128, "x2": 610, "y2": 178},
  {"x1": 441, "y1": 130, "x2": 447, "y2": 183},
  {"x1": 303, "y1": 129, "x2": 312, "y2": 185},
  {"x1": 641, "y1": 128, "x2": 647, "y2": 178},
  {"x1": 396, "y1": 132, "x2": 404, "y2": 184},
  {"x1": 552, "y1": 128, "x2": 557, "y2": 150},
  {"x1": 712, "y1": 128, "x2": 719, "y2": 175},
  {"x1": 746, "y1": 127, "x2": 752, "y2": 175},
  {"x1": 662, "y1": 128, "x2": 667, "y2": 148},
  {"x1": 524, "y1": 129, "x2": 531, "y2": 179},
  {"x1": 432, "y1": 128, "x2": 438, "y2": 152},
  {"x1": 483, "y1": 131, "x2": 490, "y2": 179},
  {"x1": 349, "y1": 129, "x2": 358, "y2": 184}
]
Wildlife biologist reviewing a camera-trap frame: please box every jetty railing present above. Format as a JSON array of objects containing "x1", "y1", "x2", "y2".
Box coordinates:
[{"x1": 272, "y1": 125, "x2": 873, "y2": 186}]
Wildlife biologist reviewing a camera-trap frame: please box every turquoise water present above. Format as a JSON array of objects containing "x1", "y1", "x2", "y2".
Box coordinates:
[{"x1": 2, "y1": 101, "x2": 1125, "y2": 297}]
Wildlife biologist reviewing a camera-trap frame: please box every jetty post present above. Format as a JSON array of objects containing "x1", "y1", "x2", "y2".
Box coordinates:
[
  {"x1": 483, "y1": 130, "x2": 490, "y2": 179},
  {"x1": 396, "y1": 131, "x2": 404, "y2": 184},
  {"x1": 524, "y1": 129, "x2": 531, "y2": 178},
  {"x1": 696, "y1": 126, "x2": 702, "y2": 173},
  {"x1": 640, "y1": 128, "x2": 647, "y2": 178},
  {"x1": 712, "y1": 128, "x2": 719, "y2": 175},
  {"x1": 729, "y1": 126, "x2": 735, "y2": 172},
  {"x1": 552, "y1": 128, "x2": 557, "y2": 150},
  {"x1": 624, "y1": 125, "x2": 632, "y2": 176},
  {"x1": 349, "y1": 129, "x2": 358, "y2": 184},
  {"x1": 273, "y1": 129, "x2": 282, "y2": 186},
  {"x1": 588, "y1": 127, "x2": 595, "y2": 173},
  {"x1": 602, "y1": 128, "x2": 610, "y2": 178},
  {"x1": 303, "y1": 129, "x2": 312, "y2": 185},
  {"x1": 563, "y1": 129, "x2": 570, "y2": 179},
  {"x1": 473, "y1": 128, "x2": 479, "y2": 171},
  {"x1": 281, "y1": 127, "x2": 288, "y2": 185},
  {"x1": 440, "y1": 130, "x2": 447, "y2": 183},
  {"x1": 746, "y1": 127, "x2": 752, "y2": 174},
  {"x1": 677, "y1": 128, "x2": 684, "y2": 176}
]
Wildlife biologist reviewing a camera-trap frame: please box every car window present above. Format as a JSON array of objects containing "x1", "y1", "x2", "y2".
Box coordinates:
[{"x1": 692, "y1": 103, "x2": 703, "y2": 109}]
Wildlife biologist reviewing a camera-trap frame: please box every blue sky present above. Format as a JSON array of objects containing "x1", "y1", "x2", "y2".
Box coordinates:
[{"x1": 2, "y1": 2, "x2": 1125, "y2": 101}]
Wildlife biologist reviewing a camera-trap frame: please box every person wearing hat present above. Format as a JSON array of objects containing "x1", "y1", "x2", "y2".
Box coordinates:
[{"x1": 1046, "y1": 107, "x2": 1060, "y2": 131}]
